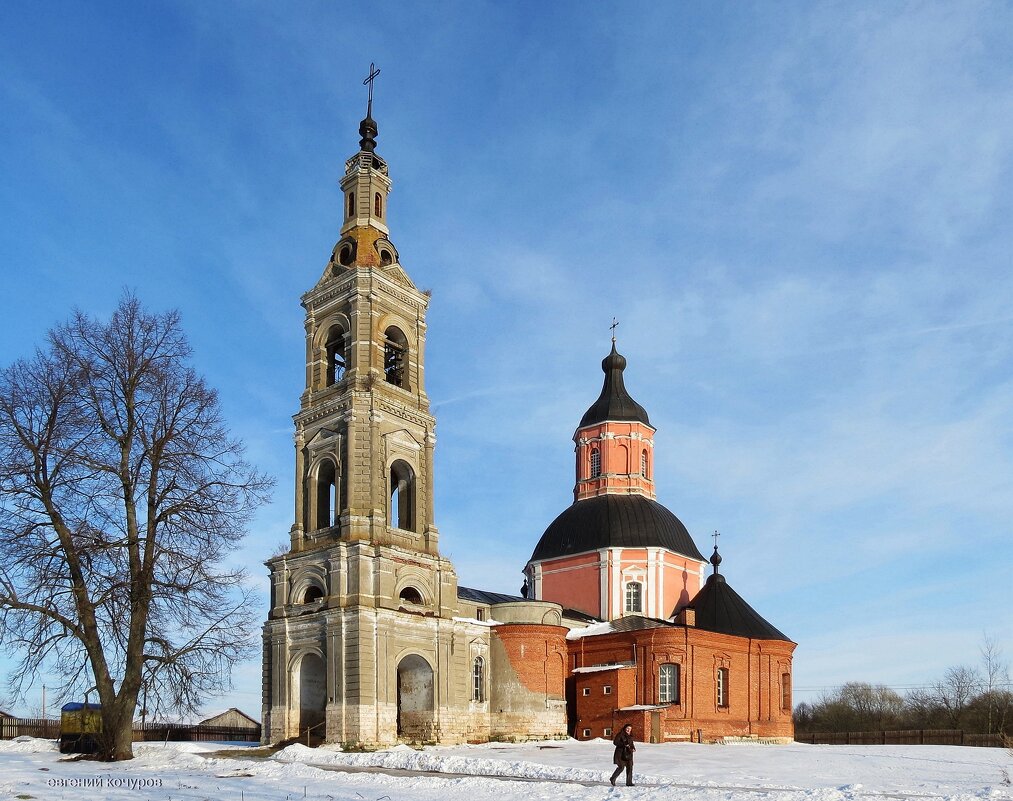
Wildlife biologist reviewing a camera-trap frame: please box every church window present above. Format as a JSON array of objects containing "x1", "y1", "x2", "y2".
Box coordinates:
[
  {"x1": 389, "y1": 459, "x2": 416, "y2": 531},
  {"x1": 590, "y1": 447, "x2": 601, "y2": 478},
  {"x1": 472, "y1": 657, "x2": 485, "y2": 702},
  {"x1": 399, "y1": 586, "x2": 423, "y2": 605},
  {"x1": 624, "y1": 581, "x2": 643, "y2": 614},
  {"x1": 379, "y1": 248, "x2": 393, "y2": 266},
  {"x1": 781, "y1": 672, "x2": 791, "y2": 712},
  {"x1": 641, "y1": 450, "x2": 648, "y2": 478},
  {"x1": 325, "y1": 325, "x2": 346, "y2": 385},
  {"x1": 475, "y1": 608, "x2": 485, "y2": 622},
  {"x1": 384, "y1": 326, "x2": 409, "y2": 388},
  {"x1": 374, "y1": 192, "x2": 383, "y2": 217},
  {"x1": 302, "y1": 586, "x2": 324, "y2": 604},
  {"x1": 314, "y1": 459, "x2": 338, "y2": 531},
  {"x1": 347, "y1": 192, "x2": 355, "y2": 219},
  {"x1": 717, "y1": 667, "x2": 729, "y2": 708},
  {"x1": 338, "y1": 243, "x2": 354, "y2": 266},
  {"x1": 659, "y1": 663, "x2": 680, "y2": 703}
]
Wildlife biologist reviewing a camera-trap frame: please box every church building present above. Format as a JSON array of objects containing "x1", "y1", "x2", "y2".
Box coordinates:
[{"x1": 261, "y1": 91, "x2": 795, "y2": 747}]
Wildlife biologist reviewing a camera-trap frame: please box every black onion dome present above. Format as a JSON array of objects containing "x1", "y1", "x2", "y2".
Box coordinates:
[
  {"x1": 578, "y1": 343, "x2": 651, "y2": 429},
  {"x1": 530, "y1": 494, "x2": 705, "y2": 562},
  {"x1": 688, "y1": 572, "x2": 792, "y2": 642}
]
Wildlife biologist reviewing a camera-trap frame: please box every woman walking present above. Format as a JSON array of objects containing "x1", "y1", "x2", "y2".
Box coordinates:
[{"x1": 609, "y1": 723, "x2": 636, "y2": 786}]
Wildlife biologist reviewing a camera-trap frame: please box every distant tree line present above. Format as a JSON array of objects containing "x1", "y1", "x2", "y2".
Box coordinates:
[{"x1": 795, "y1": 637, "x2": 1011, "y2": 736}]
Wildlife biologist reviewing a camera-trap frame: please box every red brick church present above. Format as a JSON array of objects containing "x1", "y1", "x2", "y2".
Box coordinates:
[{"x1": 526, "y1": 342, "x2": 796, "y2": 742}]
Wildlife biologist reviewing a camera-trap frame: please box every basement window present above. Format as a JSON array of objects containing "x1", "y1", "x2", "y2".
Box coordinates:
[
  {"x1": 604, "y1": 727, "x2": 613, "y2": 737},
  {"x1": 582, "y1": 728, "x2": 591, "y2": 738},
  {"x1": 603, "y1": 685, "x2": 612, "y2": 695},
  {"x1": 582, "y1": 687, "x2": 590, "y2": 696}
]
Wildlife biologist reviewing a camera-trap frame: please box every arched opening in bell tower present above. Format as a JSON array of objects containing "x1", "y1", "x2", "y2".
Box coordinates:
[
  {"x1": 325, "y1": 325, "x2": 346, "y2": 385},
  {"x1": 383, "y1": 326, "x2": 408, "y2": 388},
  {"x1": 389, "y1": 459, "x2": 416, "y2": 531},
  {"x1": 294, "y1": 652, "x2": 326, "y2": 741},
  {"x1": 314, "y1": 459, "x2": 338, "y2": 530},
  {"x1": 396, "y1": 654, "x2": 433, "y2": 741}
]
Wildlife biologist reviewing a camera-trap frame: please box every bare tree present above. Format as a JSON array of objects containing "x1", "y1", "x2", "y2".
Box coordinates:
[
  {"x1": 931, "y1": 665, "x2": 982, "y2": 729},
  {"x1": 0, "y1": 295, "x2": 273, "y2": 760},
  {"x1": 980, "y1": 634, "x2": 1011, "y2": 735}
]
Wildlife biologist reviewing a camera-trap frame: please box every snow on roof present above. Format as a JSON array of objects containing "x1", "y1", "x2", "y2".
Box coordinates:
[
  {"x1": 572, "y1": 662, "x2": 636, "y2": 674},
  {"x1": 566, "y1": 620, "x2": 615, "y2": 639}
]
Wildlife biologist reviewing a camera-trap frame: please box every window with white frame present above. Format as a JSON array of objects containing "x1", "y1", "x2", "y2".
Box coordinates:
[
  {"x1": 624, "y1": 581, "x2": 643, "y2": 613},
  {"x1": 582, "y1": 728, "x2": 591, "y2": 738},
  {"x1": 717, "y1": 667, "x2": 729, "y2": 708},
  {"x1": 603, "y1": 685, "x2": 612, "y2": 695},
  {"x1": 472, "y1": 656, "x2": 485, "y2": 702},
  {"x1": 659, "y1": 663, "x2": 680, "y2": 703},
  {"x1": 582, "y1": 686, "x2": 590, "y2": 696},
  {"x1": 603, "y1": 727, "x2": 613, "y2": 737}
]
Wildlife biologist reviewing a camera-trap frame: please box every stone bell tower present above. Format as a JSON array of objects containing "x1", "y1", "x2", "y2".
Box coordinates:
[{"x1": 262, "y1": 75, "x2": 479, "y2": 746}]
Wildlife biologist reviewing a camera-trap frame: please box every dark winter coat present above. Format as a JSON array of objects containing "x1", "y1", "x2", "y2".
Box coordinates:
[{"x1": 612, "y1": 730, "x2": 636, "y2": 766}]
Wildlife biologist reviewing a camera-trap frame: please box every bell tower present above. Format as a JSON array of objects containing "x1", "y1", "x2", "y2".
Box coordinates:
[
  {"x1": 263, "y1": 72, "x2": 476, "y2": 747},
  {"x1": 291, "y1": 92, "x2": 438, "y2": 557}
]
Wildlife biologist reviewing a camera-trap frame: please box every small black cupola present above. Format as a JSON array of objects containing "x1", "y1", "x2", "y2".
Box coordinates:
[{"x1": 578, "y1": 341, "x2": 651, "y2": 429}]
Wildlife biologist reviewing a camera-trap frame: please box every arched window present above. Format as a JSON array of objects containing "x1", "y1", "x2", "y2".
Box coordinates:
[
  {"x1": 658, "y1": 663, "x2": 680, "y2": 703},
  {"x1": 314, "y1": 459, "x2": 337, "y2": 531},
  {"x1": 302, "y1": 586, "x2": 324, "y2": 604},
  {"x1": 624, "y1": 581, "x2": 643, "y2": 614},
  {"x1": 347, "y1": 192, "x2": 356, "y2": 219},
  {"x1": 590, "y1": 447, "x2": 601, "y2": 478},
  {"x1": 384, "y1": 326, "x2": 408, "y2": 388},
  {"x1": 399, "y1": 586, "x2": 423, "y2": 605},
  {"x1": 374, "y1": 192, "x2": 383, "y2": 217},
  {"x1": 641, "y1": 450, "x2": 648, "y2": 478},
  {"x1": 472, "y1": 656, "x2": 485, "y2": 702},
  {"x1": 379, "y1": 248, "x2": 393, "y2": 266},
  {"x1": 717, "y1": 667, "x2": 729, "y2": 708},
  {"x1": 325, "y1": 325, "x2": 346, "y2": 385},
  {"x1": 390, "y1": 459, "x2": 416, "y2": 531}
]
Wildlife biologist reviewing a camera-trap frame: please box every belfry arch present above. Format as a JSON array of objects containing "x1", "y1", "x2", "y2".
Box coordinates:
[{"x1": 389, "y1": 459, "x2": 416, "y2": 531}]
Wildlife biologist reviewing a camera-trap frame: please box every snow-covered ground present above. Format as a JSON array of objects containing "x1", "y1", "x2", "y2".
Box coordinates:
[{"x1": 0, "y1": 736, "x2": 1010, "y2": 801}]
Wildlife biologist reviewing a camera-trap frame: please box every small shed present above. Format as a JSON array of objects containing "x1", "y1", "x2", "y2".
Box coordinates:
[{"x1": 199, "y1": 708, "x2": 260, "y2": 730}]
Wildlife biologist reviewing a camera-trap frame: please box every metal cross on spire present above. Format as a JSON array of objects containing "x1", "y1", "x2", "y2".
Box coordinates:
[
  {"x1": 363, "y1": 62, "x2": 381, "y2": 117},
  {"x1": 610, "y1": 317, "x2": 619, "y2": 343},
  {"x1": 712, "y1": 529, "x2": 720, "y2": 550}
]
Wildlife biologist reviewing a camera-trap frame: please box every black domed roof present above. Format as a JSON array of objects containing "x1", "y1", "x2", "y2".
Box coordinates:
[
  {"x1": 530, "y1": 494, "x2": 705, "y2": 562},
  {"x1": 688, "y1": 571, "x2": 792, "y2": 642},
  {"x1": 578, "y1": 343, "x2": 651, "y2": 429}
]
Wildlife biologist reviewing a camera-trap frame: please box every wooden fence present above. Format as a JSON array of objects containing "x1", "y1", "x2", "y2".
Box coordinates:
[
  {"x1": 796, "y1": 729, "x2": 1005, "y2": 747},
  {"x1": 0, "y1": 717, "x2": 260, "y2": 743}
]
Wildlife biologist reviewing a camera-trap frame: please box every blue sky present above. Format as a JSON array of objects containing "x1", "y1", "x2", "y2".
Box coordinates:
[{"x1": 1, "y1": 1, "x2": 1011, "y2": 718}]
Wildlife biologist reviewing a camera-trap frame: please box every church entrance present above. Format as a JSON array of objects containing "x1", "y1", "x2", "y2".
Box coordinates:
[
  {"x1": 296, "y1": 653, "x2": 326, "y2": 742},
  {"x1": 396, "y1": 654, "x2": 434, "y2": 742}
]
